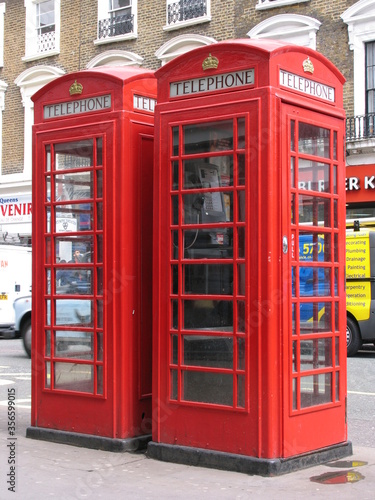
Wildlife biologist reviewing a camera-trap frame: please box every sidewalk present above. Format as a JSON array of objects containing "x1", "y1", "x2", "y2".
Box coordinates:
[{"x1": 2, "y1": 409, "x2": 375, "y2": 499}]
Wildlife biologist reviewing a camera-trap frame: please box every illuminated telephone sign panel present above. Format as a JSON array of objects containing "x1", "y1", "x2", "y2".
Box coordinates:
[
  {"x1": 150, "y1": 39, "x2": 350, "y2": 475},
  {"x1": 31, "y1": 67, "x2": 156, "y2": 447}
]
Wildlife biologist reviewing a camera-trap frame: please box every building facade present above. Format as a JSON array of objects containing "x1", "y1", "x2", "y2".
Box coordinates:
[{"x1": 0, "y1": 0, "x2": 373, "y2": 241}]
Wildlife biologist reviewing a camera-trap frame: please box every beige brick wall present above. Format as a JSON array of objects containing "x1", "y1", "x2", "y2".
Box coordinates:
[{"x1": 0, "y1": 0, "x2": 359, "y2": 176}]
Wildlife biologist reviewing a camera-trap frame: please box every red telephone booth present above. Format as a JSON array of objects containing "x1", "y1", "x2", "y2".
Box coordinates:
[
  {"x1": 28, "y1": 67, "x2": 156, "y2": 450},
  {"x1": 150, "y1": 40, "x2": 352, "y2": 474}
]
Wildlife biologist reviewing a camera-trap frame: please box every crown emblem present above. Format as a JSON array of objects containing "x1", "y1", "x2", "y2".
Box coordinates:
[
  {"x1": 303, "y1": 57, "x2": 314, "y2": 74},
  {"x1": 69, "y1": 80, "x2": 83, "y2": 96},
  {"x1": 202, "y1": 53, "x2": 219, "y2": 71}
]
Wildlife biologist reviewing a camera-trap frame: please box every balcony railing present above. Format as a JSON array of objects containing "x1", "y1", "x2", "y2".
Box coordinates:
[
  {"x1": 37, "y1": 30, "x2": 56, "y2": 53},
  {"x1": 168, "y1": 0, "x2": 207, "y2": 25},
  {"x1": 346, "y1": 114, "x2": 375, "y2": 141},
  {"x1": 98, "y1": 13, "x2": 134, "y2": 39}
]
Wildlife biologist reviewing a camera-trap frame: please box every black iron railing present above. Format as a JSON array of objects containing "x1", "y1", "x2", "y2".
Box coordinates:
[
  {"x1": 346, "y1": 113, "x2": 375, "y2": 141},
  {"x1": 168, "y1": 0, "x2": 207, "y2": 25},
  {"x1": 98, "y1": 14, "x2": 134, "y2": 39}
]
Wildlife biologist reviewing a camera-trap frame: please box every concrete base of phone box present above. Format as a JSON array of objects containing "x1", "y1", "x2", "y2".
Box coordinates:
[
  {"x1": 26, "y1": 426, "x2": 151, "y2": 452},
  {"x1": 147, "y1": 441, "x2": 353, "y2": 476}
]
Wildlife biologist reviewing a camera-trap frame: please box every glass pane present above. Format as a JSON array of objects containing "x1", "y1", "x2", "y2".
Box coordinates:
[
  {"x1": 54, "y1": 362, "x2": 94, "y2": 393},
  {"x1": 183, "y1": 192, "x2": 229, "y2": 224},
  {"x1": 172, "y1": 161, "x2": 179, "y2": 190},
  {"x1": 298, "y1": 160, "x2": 330, "y2": 193},
  {"x1": 238, "y1": 226, "x2": 245, "y2": 258},
  {"x1": 96, "y1": 138, "x2": 103, "y2": 166},
  {"x1": 237, "y1": 118, "x2": 245, "y2": 149},
  {"x1": 300, "y1": 339, "x2": 332, "y2": 371},
  {"x1": 238, "y1": 191, "x2": 245, "y2": 222},
  {"x1": 299, "y1": 267, "x2": 331, "y2": 297},
  {"x1": 237, "y1": 301, "x2": 245, "y2": 332},
  {"x1": 172, "y1": 265, "x2": 178, "y2": 294},
  {"x1": 54, "y1": 299, "x2": 92, "y2": 326},
  {"x1": 97, "y1": 332, "x2": 103, "y2": 361},
  {"x1": 172, "y1": 126, "x2": 179, "y2": 157},
  {"x1": 237, "y1": 154, "x2": 245, "y2": 185},
  {"x1": 333, "y1": 131, "x2": 337, "y2": 160},
  {"x1": 184, "y1": 264, "x2": 233, "y2": 295},
  {"x1": 238, "y1": 264, "x2": 245, "y2": 295},
  {"x1": 300, "y1": 373, "x2": 332, "y2": 408},
  {"x1": 45, "y1": 177, "x2": 51, "y2": 201},
  {"x1": 184, "y1": 159, "x2": 232, "y2": 189},
  {"x1": 183, "y1": 299, "x2": 233, "y2": 331},
  {"x1": 183, "y1": 371, "x2": 233, "y2": 406},
  {"x1": 171, "y1": 334, "x2": 178, "y2": 364},
  {"x1": 45, "y1": 330, "x2": 51, "y2": 356},
  {"x1": 183, "y1": 336, "x2": 233, "y2": 368},
  {"x1": 55, "y1": 172, "x2": 93, "y2": 201},
  {"x1": 96, "y1": 300, "x2": 103, "y2": 328},
  {"x1": 54, "y1": 140, "x2": 93, "y2": 170},
  {"x1": 298, "y1": 123, "x2": 330, "y2": 158},
  {"x1": 292, "y1": 341, "x2": 297, "y2": 372},
  {"x1": 97, "y1": 202, "x2": 103, "y2": 230},
  {"x1": 237, "y1": 337, "x2": 245, "y2": 370},
  {"x1": 183, "y1": 230, "x2": 233, "y2": 258},
  {"x1": 97, "y1": 366, "x2": 103, "y2": 395},
  {"x1": 290, "y1": 120, "x2": 295, "y2": 152},
  {"x1": 97, "y1": 234, "x2": 103, "y2": 263},
  {"x1": 46, "y1": 269, "x2": 51, "y2": 294},
  {"x1": 55, "y1": 236, "x2": 93, "y2": 264},
  {"x1": 45, "y1": 362, "x2": 51, "y2": 388},
  {"x1": 292, "y1": 378, "x2": 297, "y2": 410},
  {"x1": 237, "y1": 374, "x2": 245, "y2": 408},
  {"x1": 299, "y1": 232, "x2": 331, "y2": 262},
  {"x1": 298, "y1": 195, "x2": 331, "y2": 227},
  {"x1": 291, "y1": 156, "x2": 295, "y2": 188},
  {"x1": 55, "y1": 203, "x2": 94, "y2": 232},
  {"x1": 56, "y1": 268, "x2": 92, "y2": 295},
  {"x1": 97, "y1": 170, "x2": 103, "y2": 198},
  {"x1": 300, "y1": 302, "x2": 331, "y2": 333},
  {"x1": 291, "y1": 194, "x2": 295, "y2": 224},
  {"x1": 183, "y1": 120, "x2": 233, "y2": 155},
  {"x1": 335, "y1": 336, "x2": 339, "y2": 365},
  {"x1": 46, "y1": 207, "x2": 51, "y2": 233},
  {"x1": 170, "y1": 370, "x2": 178, "y2": 400},
  {"x1": 46, "y1": 145, "x2": 51, "y2": 172},
  {"x1": 171, "y1": 195, "x2": 179, "y2": 226},
  {"x1": 55, "y1": 331, "x2": 93, "y2": 360},
  {"x1": 172, "y1": 299, "x2": 178, "y2": 329}
]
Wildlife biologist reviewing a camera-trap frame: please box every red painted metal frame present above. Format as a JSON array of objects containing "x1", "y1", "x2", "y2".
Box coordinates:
[
  {"x1": 153, "y1": 39, "x2": 347, "y2": 459},
  {"x1": 31, "y1": 67, "x2": 156, "y2": 439}
]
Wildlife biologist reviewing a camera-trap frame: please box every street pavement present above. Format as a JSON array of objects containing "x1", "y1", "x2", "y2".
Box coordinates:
[
  {"x1": 0, "y1": 338, "x2": 374, "y2": 499},
  {"x1": 0, "y1": 406, "x2": 374, "y2": 499}
]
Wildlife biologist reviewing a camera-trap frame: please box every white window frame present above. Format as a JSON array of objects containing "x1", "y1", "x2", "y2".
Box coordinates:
[
  {"x1": 156, "y1": 34, "x2": 216, "y2": 66},
  {"x1": 164, "y1": 0, "x2": 211, "y2": 32},
  {"x1": 13, "y1": 66, "x2": 65, "y2": 183},
  {"x1": 256, "y1": 0, "x2": 310, "y2": 10},
  {"x1": 342, "y1": 0, "x2": 375, "y2": 117},
  {"x1": 23, "y1": 0, "x2": 60, "y2": 62},
  {"x1": 247, "y1": 14, "x2": 320, "y2": 50},
  {"x1": 0, "y1": 4, "x2": 5, "y2": 68},
  {"x1": 95, "y1": 0, "x2": 137, "y2": 45}
]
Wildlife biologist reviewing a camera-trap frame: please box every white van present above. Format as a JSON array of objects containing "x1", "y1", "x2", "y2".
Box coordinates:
[{"x1": 0, "y1": 245, "x2": 31, "y2": 335}]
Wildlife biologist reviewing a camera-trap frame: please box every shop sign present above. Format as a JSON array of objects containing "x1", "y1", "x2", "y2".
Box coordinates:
[{"x1": 0, "y1": 194, "x2": 32, "y2": 225}]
